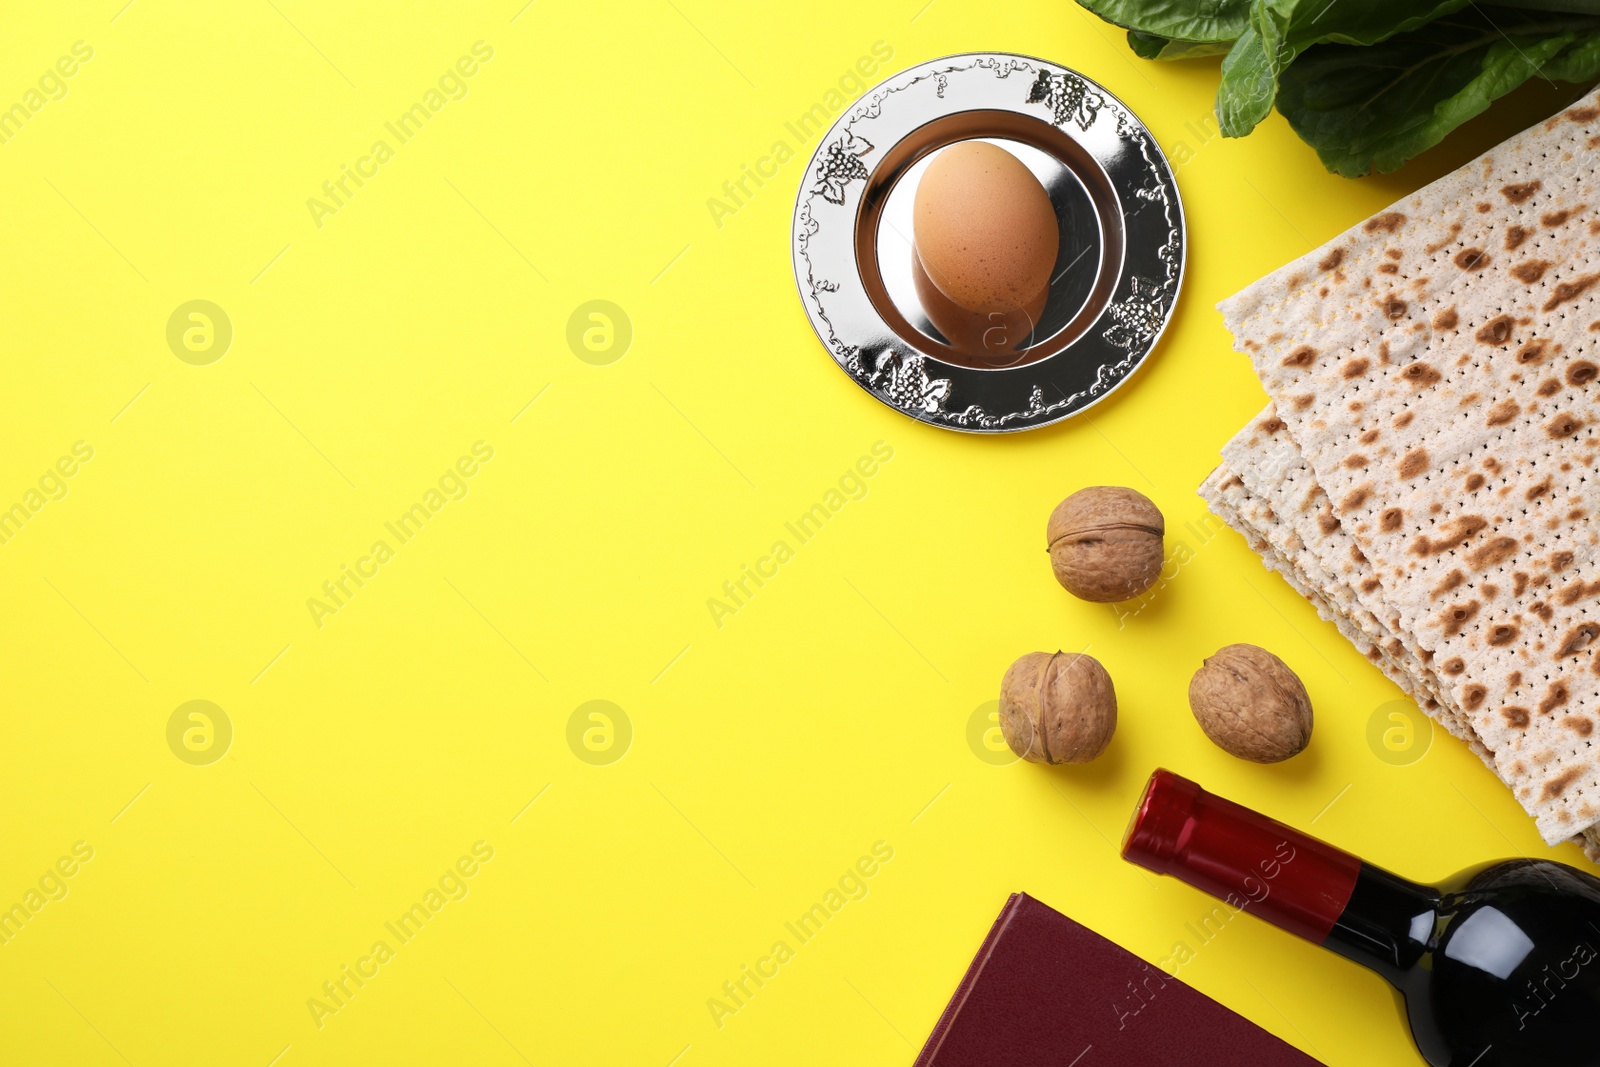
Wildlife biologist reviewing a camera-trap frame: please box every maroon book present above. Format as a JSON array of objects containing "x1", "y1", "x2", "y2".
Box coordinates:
[{"x1": 914, "y1": 893, "x2": 1324, "y2": 1067}]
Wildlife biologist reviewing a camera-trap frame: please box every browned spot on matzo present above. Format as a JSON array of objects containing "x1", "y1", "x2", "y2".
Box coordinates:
[
  {"x1": 1463, "y1": 683, "x2": 1488, "y2": 709},
  {"x1": 1414, "y1": 515, "x2": 1488, "y2": 556},
  {"x1": 1488, "y1": 623, "x2": 1521, "y2": 646},
  {"x1": 1383, "y1": 296, "x2": 1409, "y2": 320},
  {"x1": 1365, "y1": 212, "x2": 1406, "y2": 234},
  {"x1": 1456, "y1": 248, "x2": 1491, "y2": 271},
  {"x1": 1486, "y1": 399, "x2": 1521, "y2": 426},
  {"x1": 1506, "y1": 706, "x2": 1532, "y2": 728},
  {"x1": 1569, "y1": 360, "x2": 1600, "y2": 385},
  {"x1": 1547, "y1": 412, "x2": 1584, "y2": 437},
  {"x1": 1380, "y1": 507, "x2": 1404, "y2": 532},
  {"x1": 1566, "y1": 716, "x2": 1595, "y2": 736},
  {"x1": 1442, "y1": 600, "x2": 1482, "y2": 636},
  {"x1": 1557, "y1": 580, "x2": 1600, "y2": 606},
  {"x1": 1541, "y1": 683, "x2": 1572, "y2": 713},
  {"x1": 1506, "y1": 225, "x2": 1531, "y2": 251},
  {"x1": 1512, "y1": 260, "x2": 1553, "y2": 283},
  {"x1": 1558, "y1": 622, "x2": 1600, "y2": 657},
  {"x1": 1504, "y1": 181, "x2": 1543, "y2": 204},
  {"x1": 1427, "y1": 223, "x2": 1464, "y2": 254},
  {"x1": 1543, "y1": 207, "x2": 1581, "y2": 227},
  {"x1": 1543, "y1": 765, "x2": 1587, "y2": 801},
  {"x1": 1468, "y1": 537, "x2": 1520, "y2": 570},
  {"x1": 1342, "y1": 484, "x2": 1373, "y2": 510},
  {"x1": 1477, "y1": 315, "x2": 1514, "y2": 344},
  {"x1": 1434, "y1": 569, "x2": 1466, "y2": 598},
  {"x1": 1401, "y1": 362, "x2": 1441, "y2": 386},
  {"x1": 1342, "y1": 357, "x2": 1369, "y2": 378},
  {"x1": 1543, "y1": 273, "x2": 1600, "y2": 311},
  {"x1": 1398, "y1": 448, "x2": 1429, "y2": 478},
  {"x1": 1434, "y1": 307, "x2": 1459, "y2": 330}
]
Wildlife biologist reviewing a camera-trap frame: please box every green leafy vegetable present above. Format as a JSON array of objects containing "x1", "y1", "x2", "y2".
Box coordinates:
[
  {"x1": 1221, "y1": 0, "x2": 1471, "y2": 136},
  {"x1": 1276, "y1": 13, "x2": 1595, "y2": 175},
  {"x1": 1074, "y1": 0, "x2": 1600, "y2": 175},
  {"x1": 1217, "y1": 27, "x2": 1277, "y2": 136},
  {"x1": 1076, "y1": 0, "x2": 1251, "y2": 42},
  {"x1": 1127, "y1": 30, "x2": 1235, "y2": 59},
  {"x1": 1540, "y1": 24, "x2": 1600, "y2": 76}
]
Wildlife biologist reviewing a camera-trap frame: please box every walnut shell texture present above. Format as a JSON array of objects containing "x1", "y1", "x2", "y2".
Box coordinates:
[
  {"x1": 999, "y1": 650, "x2": 1117, "y2": 764},
  {"x1": 1188, "y1": 644, "x2": 1313, "y2": 763},
  {"x1": 1047, "y1": 486, "x2": 1165, "y2": 603}
]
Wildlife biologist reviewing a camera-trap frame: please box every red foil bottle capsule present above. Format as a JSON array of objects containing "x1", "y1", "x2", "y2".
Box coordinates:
[{"x1": 1123, "y1": 768, "x2": 1360, "y2": 943}]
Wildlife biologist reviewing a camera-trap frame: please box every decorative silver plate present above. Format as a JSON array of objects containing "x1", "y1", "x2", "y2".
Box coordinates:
[{"x1": 791, "y1": 52, "x2": 1185, "y2": 433}]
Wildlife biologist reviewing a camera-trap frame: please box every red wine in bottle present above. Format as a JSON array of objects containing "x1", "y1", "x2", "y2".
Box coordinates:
[{"x1": 1123, "y1": 769, "x2": 1600, "y2": 1067}]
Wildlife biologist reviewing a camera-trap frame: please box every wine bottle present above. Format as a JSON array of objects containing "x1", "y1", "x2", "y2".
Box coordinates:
[{"x1": 1122, "y1": 769, "x2": 1600, "y2": 1067}]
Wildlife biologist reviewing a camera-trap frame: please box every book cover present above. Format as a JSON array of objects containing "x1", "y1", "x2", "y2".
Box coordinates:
[{"x1": 914, "y1": 893, "x2": 1324, "y2": 1066}]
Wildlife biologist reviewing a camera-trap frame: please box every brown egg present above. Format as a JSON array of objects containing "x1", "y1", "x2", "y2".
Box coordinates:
[{"x1": 912, "y1": 141, "x2": 1058, "y2": 358}]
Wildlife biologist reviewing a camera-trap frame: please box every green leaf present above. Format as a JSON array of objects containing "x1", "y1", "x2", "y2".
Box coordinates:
[
  {"x1": 1127, "y1": 29, "x2": 1236, "y2": 58},
  {"x1": 1217, "y1": 27, "x2": 1276, "y2": 136},
  {"x1": 1076, "y1": 0, "x2": 1251, "y2": 42},
  {"x1": 1215, "y1": 0, "x2": 1472, "y2": 137},
  {"x1": 1540, "y1": 26, "x2": 1600, "y2": 77},
  {"x1": 1254, "y1": 0, "x2": 1470, "y2": 58},
  {"x1": 1275, "y1": 12, "x2": 1598, "y2": 176}
]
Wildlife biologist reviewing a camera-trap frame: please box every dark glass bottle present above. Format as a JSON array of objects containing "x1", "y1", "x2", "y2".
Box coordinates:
[{"x1": 1123, "y1": 769, "x2": 1600, "y2": 1066}]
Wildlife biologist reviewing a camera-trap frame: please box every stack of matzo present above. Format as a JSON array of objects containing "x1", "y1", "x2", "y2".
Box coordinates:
[{"x1": 1203, "y1": 86, "x2": 1600, "y2": 856}]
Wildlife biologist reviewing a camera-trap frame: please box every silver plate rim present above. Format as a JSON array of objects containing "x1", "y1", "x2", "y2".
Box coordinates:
[{"x1": 790, "y1": 51, "x2": 1187, "y2": 435}]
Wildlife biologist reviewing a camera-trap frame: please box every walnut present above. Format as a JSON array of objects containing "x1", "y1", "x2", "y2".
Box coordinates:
[
  {"x1": 998, "y1": 650, "x2": 1117, "y2": 764},
  {"x1": 1047, "y1": 486, "x2": 1165, "y2": 603},
  {"x1": 1188, "y1": 644, "x2": 1313, "y2": 763}
]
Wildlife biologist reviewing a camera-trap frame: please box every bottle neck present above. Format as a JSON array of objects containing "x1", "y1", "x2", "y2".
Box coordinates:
[
  {"x1": 1123, "y1": 770, "x2": 1439, "y2": 983},
  {"x1": 1324, "y1": 863, "x2": 1440, "y2": 985}
]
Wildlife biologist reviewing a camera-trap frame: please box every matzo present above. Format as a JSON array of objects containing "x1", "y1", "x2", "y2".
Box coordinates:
[
  {"x1": 1220, "y1": 88, "x2": 1600, "y2": 843},
  {"x1": 1207, "y1": 414, "x2": 1600, "y2": 853},
  {"x1": 1205, "y1": 450, "x2": 1492, "y2": 765}
]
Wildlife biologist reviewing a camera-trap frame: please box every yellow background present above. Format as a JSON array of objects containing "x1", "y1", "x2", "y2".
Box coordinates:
[{"x1": 0, "y1": 2, "x2": 1590, "y2": 1064}]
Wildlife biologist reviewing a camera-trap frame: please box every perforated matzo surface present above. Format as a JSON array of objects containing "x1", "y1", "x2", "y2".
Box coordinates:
[{"x1": 1218, "y1": 89, "x2": 1600, "y2": 843}]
